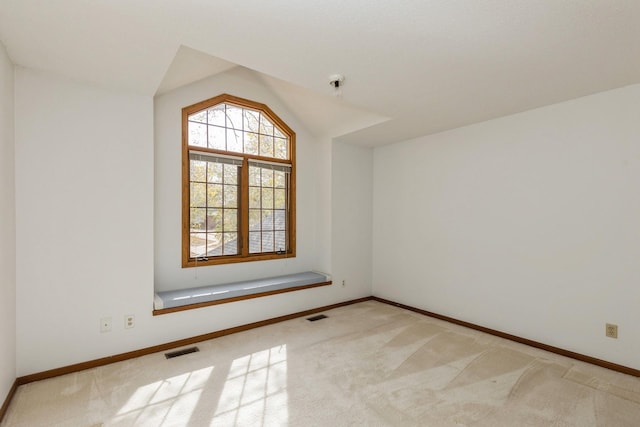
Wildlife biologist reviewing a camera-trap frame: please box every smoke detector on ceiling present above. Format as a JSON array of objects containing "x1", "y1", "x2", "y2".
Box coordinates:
[{"x1": 329, "y1": 74, "x2": 345, "y2": 97}]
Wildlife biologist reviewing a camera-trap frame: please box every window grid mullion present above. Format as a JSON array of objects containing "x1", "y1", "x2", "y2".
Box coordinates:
[
  {"x1": 285, "y1": 174, "x2": 290, "y2": 251},
  {"x1": 204, "y1": 161, "x2": 210, "y2": 257},
  {"x1": 259, "y1": 171, "x2": 263, "y2": 252},
  {"x1": 220, "y1": 164, "x2": 225, "y2": 255},
  {"x1": 240, "y1": 158, "x2": 249, "y2": 257}
]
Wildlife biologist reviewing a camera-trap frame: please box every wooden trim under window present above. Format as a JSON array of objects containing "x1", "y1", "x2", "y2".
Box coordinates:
[{"x1": 153, "y1": 280, "x2": 332, "y2": 315}]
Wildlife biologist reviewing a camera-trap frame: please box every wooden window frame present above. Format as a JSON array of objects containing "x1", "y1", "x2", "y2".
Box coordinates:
[{"x1": 182, "y1": 94, "x2": 296, "y2": 267}]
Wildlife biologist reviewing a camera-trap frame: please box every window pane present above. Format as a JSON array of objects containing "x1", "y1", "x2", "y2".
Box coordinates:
[
  {"x1": 249, "y1": 166, "x2": 260, "y2": 186},
  {"x1": 260, "y1": 135, "x2": 274, "y2": 157},
  {"x1": 262, "y1": 188, "x2": 274, "y2": 208},
  {"x1": 224, "y1": 185, "x2": 238, "y2": 208},
  {"x1": 190, "y1": 160, "x2": 207, "y2": 182},
  {"x1": 190, "y1": 208, "x2": 206, "y2": 231},
  {"x1": 274, "y1": 189, "x2": 286, "y2": 209},
  {"x1": 189, "y1": 111, "x2": 207, "y2": 123},
  {"x1": 275, "y1": 231, "x2": 286, "y2": 251},
  {"x1": 262, "y1": 232, "x2": 274, "y2": 252},
  {"x1": 224, "y1": 208, "x2": 238, "y2": 232},
  {"x1": 189, "y1": 122, "x2": 207, "y2": 147},
  {"x1": 207, "y1": 208, "x2": 222, "y2": 232},
  {"x1": 274, "y1": 137, "x2": 287, "y2": 159},
  {"x1": 261, "y1": 168, "x2": 274, "y2": 187},
  {"x1": 262, "y1": 209, "x2": 274, "y2": 231},
  {"x1": 190, "y1": 183, "x2": 206, "y2": 207},
  {"x1": 274, "y1": 127, "x2": 285, "y2": 139},
  {"x1": 249, "y1": 232, "x2": 261, "y2": 253},
  {"x1": 208, "y1": 125, "x2": 225, "y2": 150},
  {"x1": 274, "y1": 209, "x2": 286, "y2": 230},
  {"x1": 207, "y1": 163, "x2": 223, "y2": 183},
  {"x1": 208, "y1": 105, "x2": 225, "y2": 126},
  {"x1": 274, "y1": 171, "x2": 286, "y2": 188},
  {"x1": 223, "y1": 164, "x2": 238, "y2": 184},
  {"x1": 244, "y1": 162, "x2": 288, "y2": 254},
  {"x1": 226, "y1": 105, "x2": 243, "y2": 130},
  {"x1": 207, "y1": 184, "x2": 223, "y2": 207},
  {"x1": 249, "y1": 209, "x2": 261, "y2": 230},
  {"x1": 207, "y1": 232, "x2": 223, "y2": 256},
  {"x1": 223, "y1": 233, "x2": 238, "y2": 255},
  {"x1": 244, "y1": 132, "x2": 259, "y2": 155},
  {"x1": 244, "y1": 110, "x2": 260, "y2": 133},
  {"x1": 260, "y1": 115, "x2": 274, "y2": 135},
  {"x1": 249, "y1": 187, "x2": 261, "y2": 208},
  {"x1": 190, "y1": 232, "x2": 207, "y2": 257},
  {"x1": 227, "y1": 129, "x2": 242, "y2": 153}
]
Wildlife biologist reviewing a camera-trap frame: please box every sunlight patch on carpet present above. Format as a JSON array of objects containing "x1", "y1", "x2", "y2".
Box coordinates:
[
  {"x1": 213, "y1": 345, "x2": 289, "y2": 425},
  {"x1": 113, "y1": 366, "x2": 214, "y2": 425}
]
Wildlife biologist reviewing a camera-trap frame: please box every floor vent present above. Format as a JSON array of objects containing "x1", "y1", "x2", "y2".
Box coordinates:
[
  {"x1": 165, "y1": 346, "x2": 199, "y2": 359},
  {"x1": 307, "y1": 314, "x2": 328, "y2": 322}
]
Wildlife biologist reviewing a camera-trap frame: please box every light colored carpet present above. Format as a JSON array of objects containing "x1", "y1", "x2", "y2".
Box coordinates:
[{"x1": 3, "y1": 300, "x2": 640, "y2": 426}]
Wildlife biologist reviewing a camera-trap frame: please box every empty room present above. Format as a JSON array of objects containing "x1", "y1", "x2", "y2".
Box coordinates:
[{"x1": 1, "y1": 1, "x2": 640, "y2": 426}]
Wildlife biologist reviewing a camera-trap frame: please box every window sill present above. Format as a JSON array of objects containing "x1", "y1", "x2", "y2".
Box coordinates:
[
  {"x1": 182, "y1": 251, "x2": 296, "y2": 268},
  {"x1": 153, "y1": 271, "x2": 332, "y2": 315}
]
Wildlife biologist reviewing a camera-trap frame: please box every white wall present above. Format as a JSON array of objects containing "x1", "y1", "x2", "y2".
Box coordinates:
[
  {"x1": 154, "y1": 67, "x2": 331, "y2": 289},
  {"x1": 15, "y1": 68, "x2": 155, "y2": 375},
  {"x1": 373, "y1": 84, "x2": 640, "y2": 369},
  {"x1": 332, "y1": 141, "x2": 373, "y2": 299},
  {"x1": 0, "y1": 42, "x2": 16, "y2": 403},
  {"x1": 14, "y1": 66, "x2": 362, "y2": 376},
  {"x1": 11, "y1": 64, "x2": 638, "y2": 377}
]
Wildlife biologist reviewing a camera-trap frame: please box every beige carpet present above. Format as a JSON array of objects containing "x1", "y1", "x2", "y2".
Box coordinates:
[{"x1": 3, "y1": 301, "x2": 640, "y2": 426}]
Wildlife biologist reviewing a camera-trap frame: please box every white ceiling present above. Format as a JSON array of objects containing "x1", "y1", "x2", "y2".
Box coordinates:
[{"x1": 1, "y1": 1, "x2": 639, "y2": 146}]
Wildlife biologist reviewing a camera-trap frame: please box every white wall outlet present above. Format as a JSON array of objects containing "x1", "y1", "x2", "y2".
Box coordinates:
[
  {"x1": 342, "y1": 280, "x2": 346, "y2": 287},
  {"x1": 100, "y1": 317, "x2": 112, "y2": 333},
  {"x1": 606, "y1": 323, "x2": 618, "y2": 339},
  {"x1": 125, "y1": 314, "x2": 135, "y2": 329}
]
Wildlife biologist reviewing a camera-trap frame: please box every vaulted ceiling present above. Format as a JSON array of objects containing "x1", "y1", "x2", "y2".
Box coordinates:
[{"x1": 1, "y1": 1, "x2": 639, "y2": 146}]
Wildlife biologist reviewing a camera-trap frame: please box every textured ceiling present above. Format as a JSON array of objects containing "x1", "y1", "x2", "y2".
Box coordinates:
[{"x1": 1, "y1": 0, "x2": 639, "y2": 146}]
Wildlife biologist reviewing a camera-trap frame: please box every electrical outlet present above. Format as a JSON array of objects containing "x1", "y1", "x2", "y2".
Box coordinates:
[
  {"x1": 606, "y1": 323, "x2": 618, "y2": 339},
  {"x1": 100, "y1": 317, "x2": 112, "y2": 333},
  {"x1": 125, "y1": 315, "x2": 135, "y2": 329},
  {"x1": 342, "y1": 280, "x2": 346, "y2": 287}
]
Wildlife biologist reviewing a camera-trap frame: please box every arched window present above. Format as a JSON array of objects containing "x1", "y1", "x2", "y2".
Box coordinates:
[{"x1": 182, "y1": 94, "x2": 295, "y2": 267}]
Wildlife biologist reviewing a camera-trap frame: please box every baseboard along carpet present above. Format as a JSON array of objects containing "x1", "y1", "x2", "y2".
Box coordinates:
[{"x1": 2, "y1": 300, "x2": 640, "y2": 426}]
